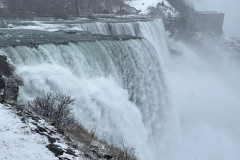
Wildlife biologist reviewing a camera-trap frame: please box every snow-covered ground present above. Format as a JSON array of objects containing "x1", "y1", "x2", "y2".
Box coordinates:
[
  {"x1": 10, "y1": 20, "x2": 85, "y2": 32},
  {"x1": 0, "y1": 104, "x2": 85, "y2": 160},
  {"x1": 0, "y1": 104, "x2": 57, "y2": 160}
]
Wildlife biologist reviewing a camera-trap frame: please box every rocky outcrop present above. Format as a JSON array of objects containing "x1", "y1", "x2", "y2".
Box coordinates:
[
  {"x1": 3, "y1": 78, "x2": 19, "y2": 103},
  {"x1": 0, "y1": 54, "x2": 21, "y2": 104},
  {"x1": 190, "y1": 11, "x2": 225, "y2": 34},
  {"x1": 163, "y1": 11, "x2": 224, "y2": 36}
]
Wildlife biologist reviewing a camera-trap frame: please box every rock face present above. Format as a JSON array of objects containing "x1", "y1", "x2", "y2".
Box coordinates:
[
  {"x1": 46, "y1": 144, "x2": 65, "y2": 157},
  {"x1": 190, "y1": 11, "x2": 225, "y2": 34},
  {"x1": 0, "y1": 54, "x2": 19, "y2": 104},
  {"x1": 164, "y1": 11, "x2": 225, "y2": 36},
  {"x1": 4, "y1": 78, "x2": 19, "y2": 103},
  {"x1": 0, "y1": 54, "x2": 9, "y2": 75},
  {"x1": 163, "y1": 15, "x2": 186, "y2": 35}
]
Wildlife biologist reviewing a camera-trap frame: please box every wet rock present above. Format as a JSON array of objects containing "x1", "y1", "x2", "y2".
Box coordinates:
[
  {"x1": 103, "y1": 154, "x2": 114, "y2": 159},
  {"x1": 20, "y1": 117, "x2": 26, "y2": 123},
  {"x1": 47, "y1": 136, "x2": 57, "y2": 143},
  {"x1": 91, "y1": 149, "x2": 101, "y2": 158},
  {"x1": 4, "y1": 78, "x2": 19, "y2": 104},
  {"x1": 84, "y1": 153, "x2": 93, "y2": 159},
  {"x1": 65, "y1": 31, "x2": 77, "y2": 34},
  {"x1": 46, "y1": 144, "x2": 64, "y2": 157},
  {"x1": 31, "y1": 116, "x2": 40, "y2": 122},
  {"x1": 59, "y1": 158, "x2": 70, "y2": 160},
  {"x1": 35, "y1": 125, "x2": 48, "y2": 133},
  {"x1": 66, "y1": 148, "x2": 77, "y2": 156}
]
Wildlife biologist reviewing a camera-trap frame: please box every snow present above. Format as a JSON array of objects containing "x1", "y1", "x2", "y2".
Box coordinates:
[
  {"x1": 125, "y1": 0, "x2": 171, "y2": 14},
  {"x1": 0, "y1": 104, "x2": 57, "y2": 160},
  {"x1": 12, "y1": 21, "x2": 84, "y2": 32}
]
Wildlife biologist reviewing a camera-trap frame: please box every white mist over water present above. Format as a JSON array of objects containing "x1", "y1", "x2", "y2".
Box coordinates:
[
  {"x1": 2, "y1": 19, "x2": 240, "y2": 160},
  {"x1": 164, "y1": 41, "x2": 240, "y2": 160}
]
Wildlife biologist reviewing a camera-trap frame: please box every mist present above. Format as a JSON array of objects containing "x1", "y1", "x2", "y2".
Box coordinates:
[
  {"x1": 161, "y1": 34, "x2": 240, "y2": 160},
  {"x1": 191, "y1": 0, "x2": 240, "y2": 38}
]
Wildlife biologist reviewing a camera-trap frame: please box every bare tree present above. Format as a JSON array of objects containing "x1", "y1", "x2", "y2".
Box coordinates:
[{"x1": 28, "y1": 92, "x2": 75, "y2": 128}]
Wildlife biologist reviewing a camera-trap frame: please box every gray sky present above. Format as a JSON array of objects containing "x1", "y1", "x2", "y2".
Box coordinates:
[{"x1": 192, "y1": 0, "x2": 240, "y2": 38}]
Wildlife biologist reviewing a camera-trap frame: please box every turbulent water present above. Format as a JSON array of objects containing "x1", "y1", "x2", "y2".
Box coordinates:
[{"x1": 2, "y1": 18, "x2": 240, "y2": 160}]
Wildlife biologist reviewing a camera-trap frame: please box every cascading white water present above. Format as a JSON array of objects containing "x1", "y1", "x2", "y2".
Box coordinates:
[
  {"x1": 1, "y1": 38, "x2": 167, "y2": 160},
  {"x1": 2, "y1": 18, "x2": 240, "y2": 160}
]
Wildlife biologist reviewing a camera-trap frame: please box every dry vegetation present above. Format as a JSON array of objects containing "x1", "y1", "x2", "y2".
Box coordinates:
[{"x1": 28, "y1": 91, "x2": 139, "y2": 160}]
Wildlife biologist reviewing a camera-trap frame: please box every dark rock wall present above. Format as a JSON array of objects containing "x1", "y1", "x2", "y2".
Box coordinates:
[
  {"x1": 190, "y1": 12, "x2": 225, "y2": 34},
  {"x1": 164, "y1": 12, "x2": 225, "y2": 36},
  {"x1": 4, "y1": 78, "x2": 19, "y2": 103},
  {"x1": 0, "y1": 54, "x2": 19, "y2": 104}
]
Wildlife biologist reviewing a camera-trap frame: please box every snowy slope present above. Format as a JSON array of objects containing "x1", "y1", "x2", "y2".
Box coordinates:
[
  {"x1": 0, "y1": 104, "x2": 57, "y2": 160},
  {"x1": 0, "y1": 103, "x2": 117, "y2": 160},
  {"x1": 125, "y1": 0, "x2": 171, "y2": 14}
]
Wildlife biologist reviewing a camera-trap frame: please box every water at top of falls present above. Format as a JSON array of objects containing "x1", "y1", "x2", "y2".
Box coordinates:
[{"x1": 77, "y1": 18, "x2": 170, "y2": 63}]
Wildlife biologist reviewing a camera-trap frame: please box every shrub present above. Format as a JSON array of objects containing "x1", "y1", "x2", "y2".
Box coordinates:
[
  {"x1": 28, "y1": 91, "x2": 138, "y2": 160},
  {"x1": 66, "y1": 120, "x2": 97, "y2": 147},
  {"x1": 108, "y1": 139, "x2": 138, "y2": 160},
  {"x1": 54, "y1": 9, "x2": 70, "y2": 20},
  {"x1": 28, "y1": 92, "x2": 75, "y2": 128}
]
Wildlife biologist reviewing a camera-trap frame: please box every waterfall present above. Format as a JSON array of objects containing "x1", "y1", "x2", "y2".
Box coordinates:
[
  {"x1": 78, "y1": 19, "x2": 169, "y2": 62},
  {"x1": 3, "y1": 17, "x2": 239, "y2": 160},
  {"x1": 1, "y1": 38, "x2": 167, "y2": 159},
  {"x1": 74, "y1": 18, "x2": 240, "y2": 159}
]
